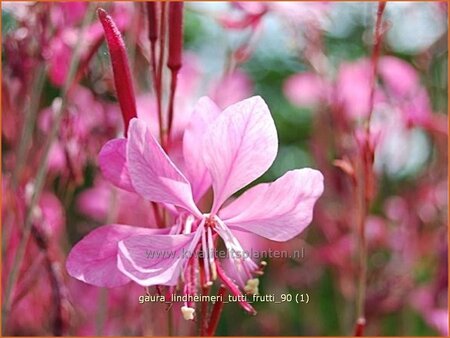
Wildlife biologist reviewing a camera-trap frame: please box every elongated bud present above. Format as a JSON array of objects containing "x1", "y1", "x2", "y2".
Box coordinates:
[
  {"x1": 167, "y1": 2, "x2": 183, "y2": 71},
  {"x1": 146, "y1": 2, "x2": 158, "y2": 43},
  {"x1": 98, "y1": 8, "x2": 137, "y2": 136}
]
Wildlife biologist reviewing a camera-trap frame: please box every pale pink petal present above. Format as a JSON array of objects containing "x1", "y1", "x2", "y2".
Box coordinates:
[
  {"x1": 98, "y1": 138, "x2": 135, "y2": 192},
  {"x1": 203, "y1": 96, "x2": 278, "y2": 213},
  {"x1": 183, "y1": 97, "x2": 221, "y2": 201},
  {"x1": 66, "y1": 224, "x2": 167, "y2": 288},
  {"x1": 219, "y1": 169, "x2": 324, "y2": 241},
  {"x1": 127, "y1": 118, "x2": 201, "y2": 216},
  {"x1": 117, "y1": 230, "x2": 201, "y2": 286}
]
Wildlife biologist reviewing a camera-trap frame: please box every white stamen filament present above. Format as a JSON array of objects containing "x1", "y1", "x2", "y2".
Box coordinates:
[
  {"x1": 201, "y1": 227, "x2": 211, "y2": 285},
  {"x1": 207, "y1": 226, "x2": 217, "y2": 280},
  {"x1": 183, "y1": 215, "x2": 195, "y2": 234},
  {"x1": 215, "y1": 218, "x2": 259, "y2": 283}
]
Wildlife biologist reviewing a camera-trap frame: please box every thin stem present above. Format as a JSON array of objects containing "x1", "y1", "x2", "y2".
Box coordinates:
[
  {"x1": 146, "y1": 2, "x2": 164, "y2": 145},
  {"x1": 12, "y1": 65, "x2": 47, "y2": 187},
  {"x1": 166, "y1": 2, "x2": 183, "y2": 147},
  {"x1": 206, "y1": 286, "x2": 227, "y2": 336},
  {"x1": 198, "y1": 256, "x2": 210, "y2": 336},
  {"x1": 366, "y1": 1, "x2": 386, "y2": 130},
  {"x1": 354, "y1": 167, "x2": 368, "y2": 335},
  {"x1": 166, "y1": 70, "x2": 178, "y2": 147},
  {"x1": 354, "y1": 3, "x2": 386, "y2": 336},
  {"x1": 1, "y1": 5, "x2": 96, "y2": 332},
  {"x1": 157, "y1": 2, "x2": 167, "y2": 148}
]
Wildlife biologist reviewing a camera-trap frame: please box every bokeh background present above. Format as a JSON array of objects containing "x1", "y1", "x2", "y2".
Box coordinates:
[{"x1": 2, "y1": 2, "x2": 448, "y2": 336}]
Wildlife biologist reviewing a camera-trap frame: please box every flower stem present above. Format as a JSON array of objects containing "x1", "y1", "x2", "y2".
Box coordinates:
[
  {"x1": 12, "y1": 64, "x2": 47, "y2": 187},
  {"x1": 354, "y1": 3, "x2": 386, "y2": 336},
  {"x1": 157, "y1": 2, "x2": 167, "y2": 148},
  {"x1": 206, "y1": 285, "x2": 227, "y2": 336},
  {"x1": 166, "y1": 2, "x2": 183, "y2": 147}
]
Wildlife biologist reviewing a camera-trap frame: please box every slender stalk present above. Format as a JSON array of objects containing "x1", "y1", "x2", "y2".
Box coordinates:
[
  {"x1": 206, "y1": 286, "x2": 227, "y2": 336},
  {"x1": 198, "y1": 256, "x2": 209, "y2": 336},
  {"x1": 12, "y1": 65, "x2": 47, "y2": 187},
  {"x1": 366, "y1": 1, "x2": 386, "y2": 129},
  {"x1": 166, "y1": 2, "x2": 183, "y2": 146},
  {"x1": 354, "y1": 165, "x2": 368, "y2": 336},
  {"x1": 157, "y1": 2, "x2": 167, "y2": 148},
  {"x1": 146, "y1": 3, "x2": 163, "y2": 144},
  {"x1": 354, "y1": 3, "x2": 386, "y2": 336},
  {"x1": 166, "y1": 71, "x2": 178, "y2": 147},
  {"x1": 1, "y1": 5, "x2": 96, "y2": 332}
]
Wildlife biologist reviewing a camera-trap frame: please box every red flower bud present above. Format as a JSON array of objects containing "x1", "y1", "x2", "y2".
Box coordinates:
[
  {"x1": 146, "y1": 2, "x2": 158, "y2": 44},
  {"x1": 98, "y1": 8, "x2": 137, "y2": 136},
  {"x1": 167, "y1": 2, "x2": 183, "y2": 71}
]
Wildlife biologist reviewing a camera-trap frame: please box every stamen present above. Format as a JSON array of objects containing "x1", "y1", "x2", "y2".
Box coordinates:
[
  {"x1": 216, "y1": 260, "x2": 256, "y2": 315},
  {"x1": 201, "y1": 228, "x2": 211, "y2": 286},
  {"x1": 215, "y1": 218, "x2": 259, "y2": 284},
  {"x1": 183, "y1": 214, "x2": 195, "y2": 234},
  {"x1": 244, "y1": 278, "x2": 259, "y2": 295},
  {"x1": 207, "y1": 226, "x2": 217, "y2": 280}
]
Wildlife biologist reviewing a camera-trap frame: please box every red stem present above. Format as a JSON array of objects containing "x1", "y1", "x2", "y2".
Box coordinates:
[
  {"x1": 216, "y1": 261, "x2": 256, "y2": 315},
  {"x1": 366, "y1": 1, "x2": 386, "y2": 128},
  {"x1": 206, "y1": 286, "x2": 227, "y2": 336},
  {"x1": 98, "y1": 8, "x2": 137, "y2": 137},
  {"x1": 354, "y1": 318, "x2": 366, "y2": 336},
  {"x1": 146, "y1": 3, "x2": 163, "y2": 143},
  {"x1": 354, "y1": 3, "x2": 386, "y2": 335},
  {"x1": 166, "y1": 71, "x2": 178, "y2": 147},
  {"x1": 167, "y1": 2, "x2": 183, "y2": 147},
  {"x1": 198, "y1": 257, "x2": 208, "y2": 336},
  {"x1": 157, "y1": 2, "x2": 167, "y2": 148}
]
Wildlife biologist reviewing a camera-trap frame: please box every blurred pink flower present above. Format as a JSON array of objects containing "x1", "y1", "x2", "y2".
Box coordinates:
[
  {"x1": 48, "y1": 4, "x2": 133, "y2": 87},
  {"x1": 378, "y1": 56, "x2": 420, "y2": 98},
  {"x1": 209, "y1": 70, "x2": 253, "y2": 110},
  {"x1": 77, "y1": 178, "x2": 156, "y2": 227},
  {"x1": 284, "y1": 72, "x2": 330, "y2": 108}
]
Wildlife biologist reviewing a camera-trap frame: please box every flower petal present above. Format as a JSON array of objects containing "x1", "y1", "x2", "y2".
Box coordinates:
[
  {"x1": 183, "y1": 97, "x2": 221, "y2": 201},
  {"x1": 219, "y1": 169, "x2": 324, "y2": 241},
  {"x1": 117, "y1": 229, "x2": 202, "y2": 286},
  {"x1": 66, "y1": 224, "x2": 167, "y2": 287},
  {"x1": 98, "y1": 138, "x2": 135, "y2": 192},
  {"x1": 127, "y1": 118, "x2": 201, "y2": 216},
  {"x1": 203, "y1": 96, "x2": 278, "y2": 213}
]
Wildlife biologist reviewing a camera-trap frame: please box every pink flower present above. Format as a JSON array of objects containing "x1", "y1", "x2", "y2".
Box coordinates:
[
  {"x1": 284, "y1": 72, "x2": 330, "y2": 108},
  {"x1": 67, "y1": 96, "x2": 323, "y2": 313}
]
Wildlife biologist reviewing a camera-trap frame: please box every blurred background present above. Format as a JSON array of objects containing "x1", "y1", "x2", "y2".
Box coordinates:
[{"x1": 2, "y1": 1, "x2": 448, "y2": 336}]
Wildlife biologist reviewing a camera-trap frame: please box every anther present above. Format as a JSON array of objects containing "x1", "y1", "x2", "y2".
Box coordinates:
[
  {"x1": 181, "y1": 306, "x2": 195, "y2": 320},
  {"x1": 244, "y1": 278, "x2": 259, "y2": 295}
]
